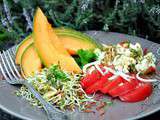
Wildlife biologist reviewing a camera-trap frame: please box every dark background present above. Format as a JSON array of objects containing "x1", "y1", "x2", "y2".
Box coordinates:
[
  {"x1": 0, "y1": 0, "x2": 160, "y2": 120},
  {"x1": 0, "y1": 0, "x2": 160, "y2": 50}
]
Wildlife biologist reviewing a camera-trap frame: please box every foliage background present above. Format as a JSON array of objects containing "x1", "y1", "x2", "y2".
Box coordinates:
[{"x1": 0, "y1": 0, "x2": 160, "y2": 50}]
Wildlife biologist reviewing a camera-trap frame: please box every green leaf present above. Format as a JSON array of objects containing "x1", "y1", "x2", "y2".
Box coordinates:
[{"x1": 76, "y1": 49, "x2": 97, "y2": 67}]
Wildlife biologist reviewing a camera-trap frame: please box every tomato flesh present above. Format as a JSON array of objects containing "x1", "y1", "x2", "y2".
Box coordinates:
[
  {"x1": 143, "y1": 66, "x2": 156, "y2": 75},
  {"x1": 120, "y1": 83, "x2": 152, "y2": 102},
  {"x1": 100, "y1": 76, "x2": 124, "y2": 94},
  {"x1": 81, "y1": 70, "x2": 102, "y2": 88},
  {"x1": 85, "y1": 72, "x2": 113, "y2": 94},
  {"x1": 80, "y1": 65, "x2": 153, "y2": 103},
  {"x1": 85, "y1": 76, "x2": 107, "y2": 94},
  {"x1": 108, "y1": 82, "x2": 135, "y2": 97},
  {"x1": 108, "y1": 79, "x2": 139, "y2": 97}
]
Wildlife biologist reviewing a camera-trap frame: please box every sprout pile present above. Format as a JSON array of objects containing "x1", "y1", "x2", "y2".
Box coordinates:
[{"x1": 16, "y1": 65, "x2": 94, "y2": 111}]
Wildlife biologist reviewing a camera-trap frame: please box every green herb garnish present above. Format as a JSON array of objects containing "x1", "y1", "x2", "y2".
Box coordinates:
[
  {"x1": 75, "y1": 49, "x2": 97, "y2": 68},
  {"x1": 47, "y1": 65, "x2": 69, "y2": 85}
]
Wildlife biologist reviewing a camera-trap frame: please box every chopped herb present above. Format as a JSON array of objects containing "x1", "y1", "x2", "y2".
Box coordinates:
[
  {"x1": 130, "y1": 48, "x2": 142, "y2": 59},
  {"x1": 75, "y1": 49, "x2": 97, "y2": 67},
  {"x1": 129, "y1": 64, "x2": 136, "y2": 73},
  {"x1": 47, "y1": 65, "x2": 69, "y2": 85}
]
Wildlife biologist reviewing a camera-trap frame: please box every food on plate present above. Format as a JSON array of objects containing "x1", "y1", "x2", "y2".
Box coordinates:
[
  {"x1": 17, "y1": 65, "x2": 94, "y2": 110},
  {"x1": 81, "y1": 41, "x2": 157, "y2": 102},
  {"x1": 21, "y1": 44, "x2": 42, "y2": 77},
  {"x1": 16, "y1": 27, "x2": 100, "y2": 62},
  {"x1": 33, "y1": 8, "x2": 81, "y2": 73},
  {"x1": 15, "y1": 35, "x2": 33, "y2": 64},
  {"x1": 15, "y1": 7, "x2": 158, "y2": 113},
  {"x1": 119, "y1": 83, "x2": 152, "y2": 102},
  {"x1": 102, "y1": 41, "x2": 156, "y2": 74}
]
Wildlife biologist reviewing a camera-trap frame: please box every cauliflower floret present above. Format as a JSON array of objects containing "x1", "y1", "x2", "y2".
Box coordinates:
[
  {"x1": 116, "y1": 44, "x2": 131, "y2": 56},
  {"x1": 94, "y1": 48, "x2": 105, "y2": 61},
  {"x1": 135, "y1": 52, "x2": 156, "y2": 72},
  {"x1": 113, "y1": 55, "x2": 136, "y2": 73},
  {"x1": 130, "y1": 43, "x2": 142, "y2": 51}
]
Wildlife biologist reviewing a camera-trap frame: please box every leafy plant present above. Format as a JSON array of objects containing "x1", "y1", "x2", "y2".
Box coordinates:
[{"x1": 0, "y1": 0, "x2": 159, "y2": 50}]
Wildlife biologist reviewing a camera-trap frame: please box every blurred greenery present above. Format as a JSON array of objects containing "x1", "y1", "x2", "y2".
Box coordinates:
[{"x1": 0, "y1": 0, "x2": 159, "y2": 50}]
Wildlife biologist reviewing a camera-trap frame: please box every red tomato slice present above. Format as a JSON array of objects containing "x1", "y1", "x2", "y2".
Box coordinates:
[
  {"x1": 143, "y1": 48, "x2": 148, "y2": 55},
  {"x1": 81, "y1": 70, "x2": 102, "y2": 88},
  {"x1": 100, "y1": 76, "x2": 124, "y2": 94},
  {"x1": 85, "y1": 76, "x2": 108, "y2": 94},
  {"x1": 85, "y1": 72, "x2": 113, "y2": 94},
  {"x1": 143, "y1": 66, "x2": 156, "y2": 75},
  {"x1": 120, "y1": 83, "x2": 152, "y2": 102},
  {"x1": 108, "y1": 82, "x2": 135, "y2": 97},
  {"x1": 99, "y1": 71, "x2": 113, "y2": 88},
  {"x1": 108, "y1": 79, "x2": 139, "y2": 97}
]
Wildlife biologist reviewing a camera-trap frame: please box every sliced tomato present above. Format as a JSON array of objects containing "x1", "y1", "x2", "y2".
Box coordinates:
[
  {"x1": 85, "y1": 77, "x2": 107, "y2": 94},
  {"x1": 143, "y1": 48, "x2": 148, "y2": 55},
  {"x1": 120, "y1": 83, "x2": 152, "y2": 102},
  {"x1": 99, "y1": 71, "x2": 113, "y2": 88},
  {"x1": 85, "y1": 72, "x2": 113, "y2": 94},
  {"x1": 81, "y1": 70, "x2": 102, "y2": 88},
  {"x1": 108, "y1": 78, "x2": 139, "y2": 97},
  {"x1": 101, "y1": 72, "x2": 113, "y2": 82},
  {"x1": 143, "y1": 66, "x2": 156, "y2": 75},
  {"x1": 100, "y1": 76, "x2": 124, "y2": 94},
  {"x1": 119, "y1": 40, "x2": 129, "y2": 48}
]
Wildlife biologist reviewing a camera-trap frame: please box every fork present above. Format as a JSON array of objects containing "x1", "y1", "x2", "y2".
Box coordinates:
[{"x1": 0, "y1": 48, "x2": 73, "y2": 120}]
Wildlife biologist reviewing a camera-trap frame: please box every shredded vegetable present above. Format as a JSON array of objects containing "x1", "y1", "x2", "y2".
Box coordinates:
[
  {"x1": 136, "y1": 72, "x2": 157, "y2": 82},
  {"x1": 16, "y1": 65, "x2": 94, "y2": 111}
]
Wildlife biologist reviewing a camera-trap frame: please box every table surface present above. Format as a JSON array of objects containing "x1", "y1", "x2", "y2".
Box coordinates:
[{"x1": 0, "y1": 108, "x2": 160, "y2": 120}]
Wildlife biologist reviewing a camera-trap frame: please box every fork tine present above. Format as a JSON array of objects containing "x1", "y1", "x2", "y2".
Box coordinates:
[
  {"x1": 0, "y1": 52, "x2": 14, "y2": 79},
  {"x1": 0, "y1": 63, "x2": 13, "y2": 84},
  {"x1": 7, "y1": 48, "x2": 16, "y2": 61},
  {"x1": 6, "y1": 50, "x2": 22, "y2": 78},
  {"x1": 3, "y1": 51, "x2": 19, "y2": 80},
  {"x1": 0, "y1": 61, "x2": 9, "y2": 80},
  {"x1": 10, "y1": 48, "x2": 16, "y2": 58},
  {"x1": 0, "y1": 52, "x2": 13, "y2": 83},
  {"x1": 9, "y1": 48, "x2": 27, "y2": 79}
]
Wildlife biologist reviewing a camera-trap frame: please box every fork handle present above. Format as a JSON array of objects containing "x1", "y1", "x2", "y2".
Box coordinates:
[{"x1": 23, "y1": 81, "x2": 71, "y2": 120}]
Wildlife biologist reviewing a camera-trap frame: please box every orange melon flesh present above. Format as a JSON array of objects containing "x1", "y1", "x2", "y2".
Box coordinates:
[
  {"x1": 21, "y1": 44, "x2": 42, "y2": 77},
  {"x1": 48, "y1": 25, "x2": 69, "y2": 56},
  {"x1": 55, "y1": 27, "x2": 102, "y2": 55},
  {"x1": 15, "y1": 35, "x2": 33, "y2": 64},
  {"x1": 33, "y1": 8, "x2": 81, "y2": 73},
  {"x1": 58, "y1": 36, "x2": 97, "y2": 55}
]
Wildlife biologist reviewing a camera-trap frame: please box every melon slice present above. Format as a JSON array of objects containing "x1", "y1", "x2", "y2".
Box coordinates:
[
  {"x1": 33, "y1": 8, "x2": 81, "y2": 73},
  {"x1": 21, "y1": 44, "x2": 42, "y2": 77},
  {"x1": 55, "y1": 27, "x2": 102, "y2": 55},
  {"x1": 15, "y1": 35, "x2": 33, "y2": 64}
]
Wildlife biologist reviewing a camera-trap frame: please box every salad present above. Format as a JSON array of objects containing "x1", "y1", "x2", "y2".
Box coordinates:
[
  {"x1": 81, "y1": 41, "x2": 157, "y2": 102},
  {"x1": 17, "y1": 65, "x2": 94, "y2": 110},
  {"x1": 15, "y1": 8, "x2": 157, "y2": 112}
]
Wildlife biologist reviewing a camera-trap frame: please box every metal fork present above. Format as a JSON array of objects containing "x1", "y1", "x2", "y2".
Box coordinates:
[{"x1": 0, "y1": 48, "x2": 73, "y2": 120}]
